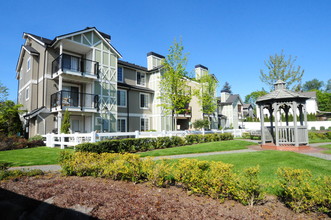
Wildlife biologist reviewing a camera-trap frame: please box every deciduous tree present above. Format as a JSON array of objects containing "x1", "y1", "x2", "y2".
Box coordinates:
[
  {"x1": 0, "y1": 100, "x2": 23, "y2": 136},
  {"x1": 158, "y1": 39, "x2": 191, "y2": 130},
  {"x1": 0, "y1": 81, "x2": 8, "y2": 102},
  {"x1": 244, "y1": 90, "x2": 268, "y2": 106},
  {"x1": 260, "y1": 50, "x2": 304, "y2": 91}
]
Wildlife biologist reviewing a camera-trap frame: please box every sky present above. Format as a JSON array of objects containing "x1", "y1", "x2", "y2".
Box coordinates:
[{"x1": 1, "y1": 0, "x2": 331, "y2": 102}]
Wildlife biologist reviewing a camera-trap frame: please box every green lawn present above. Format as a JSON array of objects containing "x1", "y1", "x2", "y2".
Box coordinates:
[
  {"x1": 138, "y1": 140, "x2": 256, "y2": 157},
  {"x1": 188, "y1": 151, "x2": 331, "y2": 192},
  {"x1": 309, "y1": 139, "x2": 331, "y2": 143},
  {"x1": 320, "y1": 144, "x2": 331, "y2": 154},
  {"x1": 0, "y1": 147, "x2": 73, "y2": 167}
]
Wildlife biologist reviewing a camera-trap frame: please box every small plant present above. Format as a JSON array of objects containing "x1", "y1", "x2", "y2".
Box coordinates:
[
  {"x1": 311, "y1": 127, "x2": 316, "y2": 131},
  {"x1": 193, "y1": 119, "x2": 210, "y2": 130},
  {"x1": 320, "y1": 126, "x2": 326, "y2": 131},
  {"x1": 61, "y1": 110, "x2": 71, "y2": 134}
]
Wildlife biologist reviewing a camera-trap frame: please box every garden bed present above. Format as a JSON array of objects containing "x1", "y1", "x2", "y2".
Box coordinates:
[{"x1": 0, "y1": 174, "x2": 328, "y2": 219}]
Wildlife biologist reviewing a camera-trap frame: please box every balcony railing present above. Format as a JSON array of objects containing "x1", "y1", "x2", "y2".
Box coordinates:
[
  {"x1": 52, "y1": 54, "x2": 99, "y2": 78},
  {"x1": 50, "y1": 90, "x2": 99, "y2": 111}
]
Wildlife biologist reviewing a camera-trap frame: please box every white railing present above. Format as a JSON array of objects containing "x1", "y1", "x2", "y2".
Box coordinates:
[{"x1": 44, "y1": 129, "x2": 254, "y2": 148}]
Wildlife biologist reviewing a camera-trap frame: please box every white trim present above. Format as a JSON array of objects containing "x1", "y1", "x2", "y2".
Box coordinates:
[
  {"x1": 117, "y1": 66, "x2": 123, "y2": 82},
  {"x1": 117, "y1": 113, "x2": 155, "y2": 117},
  {"x1": 117, "y1": 117, "x2": 127, "y2": 132},
  {"x1": 139, "y1": 92, "x2": 149, "y2": 109},
  {"x1": 136, "y1": 71, "x2": 146, "y2": 87},
  {"x1": 25, "y1": 86, "x2": 30, "y2": 101},
  {"x1": 19, "y1": 80, "x2": 37, "y2": 93},
  {"x1": 117, "y1": 89, "x2": 127, "y2": 108},
  {"x1": 23, "y1": 33, "x2": 46, "y2": 46}
]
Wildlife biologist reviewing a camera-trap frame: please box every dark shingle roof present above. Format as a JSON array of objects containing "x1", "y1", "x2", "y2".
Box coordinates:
[
  {"x1": 23, "y1": 45, "x2": 39, "y2": 55},
  {"x1": 117, "y1": 82, "x2": 154, "y2": 93},
  {"x1": 25, "y1": 33, "x2": 53, "y2": 45},
  {"x1": 195, "y1": 64, "x2": 208, "y2": 70},
  {"x1": 118, "y1": 60, "x2": 147, "y2": 71},
  {"x1": 217, "y1": 94, "x2": 241, "y2": 105},
  {"x1": 147, "y1": 52, "x2": 165, "y2": 59}
]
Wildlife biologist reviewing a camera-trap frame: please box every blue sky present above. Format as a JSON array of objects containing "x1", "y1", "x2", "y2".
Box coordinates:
[{"x1": 1, "y1": 0, "x2": 331, "y2": 101}]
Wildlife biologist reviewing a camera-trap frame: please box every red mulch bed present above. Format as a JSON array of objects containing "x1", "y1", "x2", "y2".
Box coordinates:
[{"x1": 0, "y1": 174, "x2": 329, "y2": 219}]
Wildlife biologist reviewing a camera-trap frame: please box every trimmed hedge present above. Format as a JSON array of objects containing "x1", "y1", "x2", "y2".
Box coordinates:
[
  {"x1": 308, "y1": 131, "x2": 331, "y2": 140},
  {"x1": 59, "y1": 151, "x2": 331, "y2": 214},
  {"x1": 76, "y1": 133, "x2": 234, "y2": 154},
  {"x1": 0, "y1": 134, "x2": 45, "y2": 151}
]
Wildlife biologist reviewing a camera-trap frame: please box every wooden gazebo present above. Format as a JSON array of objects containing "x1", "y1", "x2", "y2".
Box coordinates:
[{"x1": 256, "y1": 80, "x2": 310, "y2": 147}]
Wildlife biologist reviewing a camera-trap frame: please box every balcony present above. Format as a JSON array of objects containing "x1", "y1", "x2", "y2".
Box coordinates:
[
  {"x1": 52, "y1": 54, "x2": 99, "y2": 79},
  {"x1": 50, "y1": 90, "x2": 99, "y2": 112},
  {"x1": 176, "y1": 107, "x2": 192, "y2": 118}
]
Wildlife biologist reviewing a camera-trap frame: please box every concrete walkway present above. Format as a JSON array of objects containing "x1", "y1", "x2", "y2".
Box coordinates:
[{"x1": 8, "y1": 142, "x2": 331, "y2": 172}]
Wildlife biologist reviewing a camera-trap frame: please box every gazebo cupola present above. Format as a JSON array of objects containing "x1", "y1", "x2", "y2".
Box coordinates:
[{"x1": 256, "y1": 80, "x2": 310, "y2": 147}]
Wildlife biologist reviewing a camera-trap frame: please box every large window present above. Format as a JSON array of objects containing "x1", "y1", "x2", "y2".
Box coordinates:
[
  {"x1": 140, "y1": 118, "x2": 149, "y2": 131},
  {"x1": 117, "y1": 89, "x2": 127, "y2": 107},
  {"x1": 117, "y1": 118, "x2": 126, "y2": 132},
  {"x1": 117, "y1": 67, "x2": 123, "y2": 82},
  {"x1": 137, "y1": 72, "x2": 146, "y2": 86},
  {"x1": 140, "y1": 93, "x2": 149, "y2": 109}
]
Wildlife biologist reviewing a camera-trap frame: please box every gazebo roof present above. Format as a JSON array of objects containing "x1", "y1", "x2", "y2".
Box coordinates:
[{"x1": 256, "y1": 80, "x2": 310, "y2": 103}]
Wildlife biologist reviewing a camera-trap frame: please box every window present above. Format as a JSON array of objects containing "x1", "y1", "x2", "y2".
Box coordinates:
[
  {"x1": 25, "y1": 87, "x2": 29, "y2": 100},
  {"x1": 137, "y1": 72, "x2": 146, "y2": 86},
  {"x1": 117, "y1": 118, "x2": 126, "y2": 132},
  {"x1": 140, "y1": 118, "x2": 149, "y2": 131},
  {"x1": 117, "y1": 90, "x2": 127, "y2": 107},
  {"x1": 140, "y1": 93, "x2": 149, "y2": 109},
  {"x1": 27, "y1": 57, "x2": 31, "y2": 72},
  {"x1": 117, "y1": 67, "x2": 123, "y2": 82}
]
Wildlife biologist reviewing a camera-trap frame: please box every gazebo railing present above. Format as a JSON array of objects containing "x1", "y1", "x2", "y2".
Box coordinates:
[{"x1": 263, "y1": 126, "x2": 308, "y2": 145}]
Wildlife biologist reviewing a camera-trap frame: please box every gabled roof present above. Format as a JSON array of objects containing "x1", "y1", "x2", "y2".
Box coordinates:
[
  {"x1": 243, "y1": 103, "x2": 253, "y2": 109},
  {"x1": 218, "y1": 94, "x2": 243, "y2": 105},
  {"x1": 23, "y1": 106, "x2": 50, "y2": 119},
  {"x1": 24, "y1": 27, "x2": 121, "y2": 58},
  {"x1": 16, "y1": 45, "x2": 40, "y2": 76},
  {"x1": 300, "y1": 91, "x2": 316, "y2": 98}
]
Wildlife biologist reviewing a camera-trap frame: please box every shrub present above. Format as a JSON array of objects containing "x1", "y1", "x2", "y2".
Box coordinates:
[
  {"x1": 0, "y1": 161, "x2": 11, "y2": 171},
  {"x1": 242, "y1": 132, "x2": 250, "y2": 139},
  {"x1": 193, "y1": 119, "x2": 210, "y2": 130},
  {"x1": 276, "y1": 167, "x2": 316, "y2": 213},
  {"x1": 0, "y1": 169, "x2": 44, "y2": 181},
  {"x1": 320, "y1": 126, "x2": 326, "y2": 131},
  {"x1": 233, "y1": 166, "x2": 265, "y2": 206},
  {"x1": 328, "y1": 127, "x2": 331, "y2": 131},
  {"x1": 311, "y1": 127, "x2": 316, "y2": 131},
  {"x1": 143, "y1": 159, "x2": 176, "y2": 187}
]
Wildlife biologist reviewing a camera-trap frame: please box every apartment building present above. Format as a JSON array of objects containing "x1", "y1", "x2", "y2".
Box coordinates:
[{"x1": 16, "y1": 27, "x2": 218, "y2": 138}]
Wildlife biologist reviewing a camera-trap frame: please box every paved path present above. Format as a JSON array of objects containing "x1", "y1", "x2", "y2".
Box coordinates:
[{"x1": 8, "y1": 142, "x2": 331, "y2": 172}]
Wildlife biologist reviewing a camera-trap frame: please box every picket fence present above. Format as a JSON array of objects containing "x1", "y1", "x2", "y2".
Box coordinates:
[{"x1": 44, "y1": 129, "x2": 252, "y2": 149}]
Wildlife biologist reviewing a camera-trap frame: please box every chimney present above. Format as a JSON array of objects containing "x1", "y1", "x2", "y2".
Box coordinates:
[
  {"x1": 220, "y1": 92, "x2": 230, "y2": 102},
  {"x1": 147, "y1": 52, "x2": 165, "y2": 70},
  {"x1": 194, "y1": 64, "x2": 208, "y2": 80}
]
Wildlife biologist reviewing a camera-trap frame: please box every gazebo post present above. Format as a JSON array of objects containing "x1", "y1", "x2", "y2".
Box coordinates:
[
  {"x1": 269, "y1": 107, "x2": 274, "y2": 143},
  {"x1": 260, "y1": 104, "x2": 266, "y2": 144},
  {"x1": 274, "y1": 103, "x2": 279, "y2": 146},
  {"x1": 293, "y1": 101, "x2": 299, "y2": 147}
]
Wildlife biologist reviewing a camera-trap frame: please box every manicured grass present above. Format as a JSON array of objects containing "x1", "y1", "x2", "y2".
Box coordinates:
[
  {"x1": 189, "y1": 151, "x2": 331, "y2": 189},
  {"x1": 0, "y1": 147, "x2": 73, "y2": 167},
  {"x1": 320, "y1": 144, "x2": 331, "y2": 154},
  {"x1": 138, "y1": 140, "x2": 256, "y2": 157},
  {"x1": 309, "y1": 139, "x2": 331, "y2": 143}
]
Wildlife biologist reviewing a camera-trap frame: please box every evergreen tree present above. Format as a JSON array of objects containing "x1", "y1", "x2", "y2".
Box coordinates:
[
  {"x1": 61, "y1": 110, "x2": 70, "y2": 134},
  {"x1": 221, "y1": 81, "x2": 232, "y2": 93}
]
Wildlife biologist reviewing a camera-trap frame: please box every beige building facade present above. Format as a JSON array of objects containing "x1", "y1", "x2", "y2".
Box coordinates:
[{"x1": 16, "y1": 28, "x2": 219, "y2": 138}]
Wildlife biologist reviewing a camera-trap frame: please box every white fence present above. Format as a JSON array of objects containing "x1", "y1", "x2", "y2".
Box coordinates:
[
  {"x1": 44, "y1": 129, "x2": 252, "y2": 149},
  {"x1": 243, "y1": 121, "x2": 331, "y2": 130}
]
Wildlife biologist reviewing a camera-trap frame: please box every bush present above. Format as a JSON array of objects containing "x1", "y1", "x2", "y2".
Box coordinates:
[
  {"x1": 0, "y1": 169, "x2": 44, "y2": 181},
  {"x1": 233, "y1": 166, "x2": 265, "y2": 206},
  {"x1": 193, "y1": 119, "x2": 210, "y2": 130},
  {"x1": 0, "y1": 134, "x2": 44, "y2": 151},
  {"x1": 328, "y1": 127, "x2": 331, "y2": 131},
  {"x1": 242, "y1": 132, "x2": 250, "y2": 139},
  {"x1": 311, "y1": 127, "x2": 316, "y2": 131},
  {"x1": 320, "y1": 126, "x2": 326, "y2": 131}
]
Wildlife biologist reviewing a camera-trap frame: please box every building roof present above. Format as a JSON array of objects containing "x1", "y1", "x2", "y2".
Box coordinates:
[
  {"x1": 195, "y1": 64, "x2": 208, "y2": 70},
  {"x1": 256, "y1": 80, "x2": 310, "y2": 103},
  {"x1": 118, "y1": 60, "x2": 147, "y2": 72},
  {"x1": 117, "y1": 82, "x2": 154, "y2": 93},
  {"x1": 23, "y1": 45, "x2": 39, "y2": 55},
  {"x1": 243, "y1": 103, "x2": 253, "y2": 109},
  {"x1": 300, "y1": 91, "x2": 316, "y2": 98},
  {"x1": 217, "y1": 94, "x2": 242, "y2": 105},
  {"x1": 23, "y1": 106, "x2": 49, "y2": 119},
  {"x1": 24, "y1": 33, "x2": 53, "y2": 45},
  {"x1": 147, "y1": 52, "x2": 165, "y2": 59}
]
